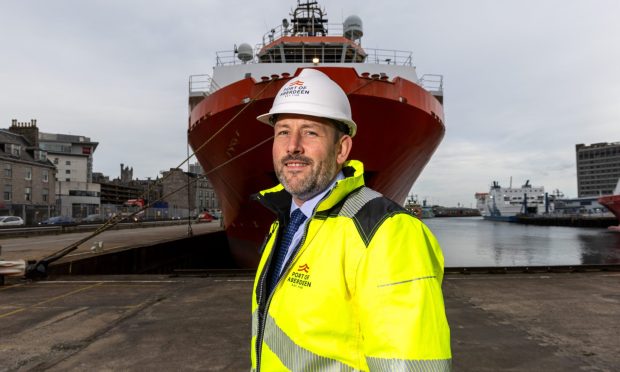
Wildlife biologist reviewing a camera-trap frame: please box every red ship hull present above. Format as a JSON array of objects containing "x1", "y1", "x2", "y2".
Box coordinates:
[
  {"x1": 599, "y1": 194, "x2": 620, "y2": 222},
  {"x1": 188, "y1": 67, "x2": 444, "y2": 267}
]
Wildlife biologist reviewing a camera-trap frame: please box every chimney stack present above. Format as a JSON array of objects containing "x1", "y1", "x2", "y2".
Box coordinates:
[{"x1": 9, "y1": 118, "x2": 39, "y2": 147}]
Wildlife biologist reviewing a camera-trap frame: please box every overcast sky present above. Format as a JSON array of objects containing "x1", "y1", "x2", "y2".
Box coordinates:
[{"x1": 1, "y1": 1, "x2": 618, "y2": 207}]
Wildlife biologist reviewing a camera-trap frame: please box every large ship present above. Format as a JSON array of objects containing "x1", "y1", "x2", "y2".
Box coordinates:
[
  {"x1": 187, "y1": 1, "x2": 445, "y2": 267},
  {"x1": 598, "y1": 177, "x2": 620, "y2": 230},
  {"x1": 476, "y1": 180, "x2": 547, "y2": 222}
]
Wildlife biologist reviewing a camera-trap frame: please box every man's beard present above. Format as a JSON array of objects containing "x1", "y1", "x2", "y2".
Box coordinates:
[{"x1": 275, "y1": 153, "x2": 338, "y2": 202}]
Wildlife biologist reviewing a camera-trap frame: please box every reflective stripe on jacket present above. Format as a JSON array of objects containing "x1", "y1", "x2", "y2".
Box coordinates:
[{"x1": 251, "y1": 160, "x2": 451, "y2": 371}]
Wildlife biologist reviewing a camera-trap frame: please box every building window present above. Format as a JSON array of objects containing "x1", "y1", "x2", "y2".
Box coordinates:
[
  {"x1": 3, "y1": 185, "x2": 11, "y2": 201},
  {"x1": 66, "y1": 160, "x2": 71, "y2": 165},
  {"x1": 10, "y1": 144, "x2": 20, "y2": 157},
  {"x1": 25, "y1": 167, "x2": 32, "y2": 180},
  {"x1": 42, "y1": 170, "x2": 49, "y2": 183},
  {"x1": 4, "y1": 164, "x2": 11, "y2": 178},
  {"x1": 42, "y1": 188, "x2": 49, "y2": 202},
  {"x1": 66, "y1": 169, "x2": 71, "y2": 174},
  {"x1": 35, "y1": 150, "x2": 47, "y2": 161},
  {"x1": 66, "y1": 178, "x2": 71, "y2": 182},
  {"x1": 25, "y1": 187, "x2": 32, "y2": 201},
  {"x1": 54, "y1": 158, "x2": 59, "y2": 164}
]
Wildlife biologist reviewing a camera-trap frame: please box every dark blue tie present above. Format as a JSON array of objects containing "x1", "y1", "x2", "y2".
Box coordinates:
[{"x1": 269, "y1": 209, "x2": 307, "y2": 294}]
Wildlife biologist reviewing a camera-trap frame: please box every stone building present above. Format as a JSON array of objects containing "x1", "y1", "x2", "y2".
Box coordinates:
[
  {"x1": 160, "y1": 167, "x2": 219, "y2": 218},
  {"x1": 8, "y1": 119, "x2": 100, "y2": 219},
  {"x1": 188, "y1": 162, "x2": 219, "y2": 211},
  {"x1": 0, "y1": 120, "x2": 57, "y2": 224}
]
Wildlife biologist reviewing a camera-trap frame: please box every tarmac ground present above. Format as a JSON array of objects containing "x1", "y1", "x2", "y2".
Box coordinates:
[{"x1": 1, "y1": 271, "x2": 618, "y2": 371}]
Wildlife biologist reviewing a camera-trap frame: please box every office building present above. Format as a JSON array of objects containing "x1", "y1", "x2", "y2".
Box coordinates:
[
  {"x1": 576, "y1": 142, "x2": 620, "y2": 197},
  {"x1": 9, "y1": 119, "x2": 100, "y2": 219}
]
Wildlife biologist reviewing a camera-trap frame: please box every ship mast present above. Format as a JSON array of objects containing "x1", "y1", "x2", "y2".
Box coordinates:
[{"x1": 291, "y1": 1, "x2": 328, "y2": 36}]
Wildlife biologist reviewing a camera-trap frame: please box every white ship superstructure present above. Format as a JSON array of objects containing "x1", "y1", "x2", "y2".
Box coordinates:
[{"x1": 476, "y1": 180, "x2": 546, "y2": 222}]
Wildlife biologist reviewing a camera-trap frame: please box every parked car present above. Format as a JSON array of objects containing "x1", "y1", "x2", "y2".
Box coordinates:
[
  {"x1": 39, "y1": 216, "x2": 76, "y2": 226},
  {"x1": 0, "y1": 216, "x2": 25, "y2": 226},
  {"x1": 195, "y1": 211, "x2": 214, "y2": 223},
  {"x1": 208, "y1": 209, "x2": 222, "y2": 220},
  {"x1": 82, "y1": 214, "x2": 104, "y2": 223}
]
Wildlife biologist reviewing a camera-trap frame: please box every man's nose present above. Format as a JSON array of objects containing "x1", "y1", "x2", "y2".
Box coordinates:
[{"x1": 287, "y1": 132, "x2": 303, "y2": 154}]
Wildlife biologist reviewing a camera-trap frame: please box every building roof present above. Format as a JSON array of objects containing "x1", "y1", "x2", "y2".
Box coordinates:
[{"x1": 0, "y1": 129, "x2": 55, "y2": 168}]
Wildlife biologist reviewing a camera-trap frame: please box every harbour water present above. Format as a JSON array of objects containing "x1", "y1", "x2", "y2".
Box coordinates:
[{"x1": 425, "y1": 217, "x2": 620, "y2": 267}]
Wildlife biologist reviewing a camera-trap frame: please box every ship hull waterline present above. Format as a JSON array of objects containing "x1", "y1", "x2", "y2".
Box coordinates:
[{"x1": 188, "y1": 67, "x2": 445, "y2": 268}]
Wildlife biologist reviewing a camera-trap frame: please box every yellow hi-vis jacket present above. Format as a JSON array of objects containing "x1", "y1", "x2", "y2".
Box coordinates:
[{"x1": 251, "y1": 160, "x2": 451, "y2": 371}]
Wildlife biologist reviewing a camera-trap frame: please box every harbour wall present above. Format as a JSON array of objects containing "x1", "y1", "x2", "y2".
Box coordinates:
[
  {"x1": 516, "y1": 215, "x2": 618, "y2": 228},
  {"x1": 49, "y1": 230, "x2": 235, "y2": 275}
]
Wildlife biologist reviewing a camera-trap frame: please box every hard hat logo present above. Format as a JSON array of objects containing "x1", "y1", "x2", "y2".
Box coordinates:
[
  {"x1": 279, "y1": 81, "x2": 310, "y2": 98},
  {"x1": 256, "y1": 68, "x2": 358, "y2": 137}
]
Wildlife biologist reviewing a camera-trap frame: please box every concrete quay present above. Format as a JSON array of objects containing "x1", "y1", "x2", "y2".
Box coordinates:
[
  {"x1": 0, "y1": 222, "x2": 223, "y2": 262},
  {"x1": 1, "y1": 271, "x2": 618, "y2": 371}
]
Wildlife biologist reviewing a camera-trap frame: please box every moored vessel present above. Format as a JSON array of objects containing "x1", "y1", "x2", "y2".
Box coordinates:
[
  {"x1": 598, "y1": 177, "x2": 620, "y2": 230},
  {"x1": 187, "y1": 1, "x2": 445, "y2": 267},
  {"x1": 476, "y1": 180, "x2": 547, "y2": 222}
]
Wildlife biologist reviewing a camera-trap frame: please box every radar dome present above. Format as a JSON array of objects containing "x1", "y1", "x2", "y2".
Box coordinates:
[
  {"x1": 343, "y1": 15, "x2": 363, "y2": 40},
  {"x1": 236, "y1": 43, "x2": 253, "y2": 62}
]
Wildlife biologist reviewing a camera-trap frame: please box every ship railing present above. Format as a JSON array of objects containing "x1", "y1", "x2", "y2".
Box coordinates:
[
  {"x1": 260, "y1": 23, "x2": 349, "y2": 47},
  {"x1": 363, "y1": 48, "x2": 413, "y2": 66},
  {"x1": 420, "y1": 74, "x2": 444, "y2": 94},
  {"x1": 189, "y1": 74, "x2": 220, "y2": 97},
  {"x1": 216, "y1": 46, "x2": 414, "y2": 66}
]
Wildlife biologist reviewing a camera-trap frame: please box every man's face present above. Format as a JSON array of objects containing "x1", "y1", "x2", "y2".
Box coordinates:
[{"x1": 272, "y1": 114, "x2": 352, "y2": 205}]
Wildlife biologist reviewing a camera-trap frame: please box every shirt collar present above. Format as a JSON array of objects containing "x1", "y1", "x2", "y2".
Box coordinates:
[{"x1": 290, "y1": 171, "x2": 345, "y2": 218}]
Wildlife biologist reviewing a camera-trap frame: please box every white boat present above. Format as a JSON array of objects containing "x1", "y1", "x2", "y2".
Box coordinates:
[{"x1": 475, "y1": 180, "x2": 546, "y2": 222}]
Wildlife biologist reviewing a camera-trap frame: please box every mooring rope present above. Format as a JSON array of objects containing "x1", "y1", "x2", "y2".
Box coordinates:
[
  {"x1": 28, "y1": 78, "x2": 279, "y2": 273},
  {"x1": 28, "y1": 74, "x2": 379, "y2": 275}
]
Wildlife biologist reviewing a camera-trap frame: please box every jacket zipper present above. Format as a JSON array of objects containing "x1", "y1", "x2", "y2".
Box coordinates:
[
  {"x1": 255, "y1": 220, "x2": 282, "y2": 371},
  {"x1": 256, "y1": 222, "x2": 311, "y2": 372},
  {"x1": 255, "y1": 187, "x2": 336, "y2": 370},
  {"x1": 256, "y1": 183, "x2": 338, "y2": 372}
]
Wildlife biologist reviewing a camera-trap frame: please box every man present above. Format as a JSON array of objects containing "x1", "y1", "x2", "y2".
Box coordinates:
[{"x1": 251, "y1": 68, "x2": 451, "y2": 371}]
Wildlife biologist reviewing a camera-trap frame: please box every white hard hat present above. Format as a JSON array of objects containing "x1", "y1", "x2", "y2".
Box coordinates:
[{"x1": 257, "y1": 68, "x2": 357, "y2": 137}]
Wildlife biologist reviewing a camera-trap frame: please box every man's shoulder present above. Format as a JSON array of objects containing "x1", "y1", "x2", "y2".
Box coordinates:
[
  {"x1": 338, "y1": 187, "x2": 404, "y2": 216},
  {"x1": 340, "y1": 187, "x2": 415, "y2": 246}
]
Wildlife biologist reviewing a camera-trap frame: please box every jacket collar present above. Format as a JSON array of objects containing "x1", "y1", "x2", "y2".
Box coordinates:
[{"x1": 254, "y1": 160, "x2": 365, "y2": 219}]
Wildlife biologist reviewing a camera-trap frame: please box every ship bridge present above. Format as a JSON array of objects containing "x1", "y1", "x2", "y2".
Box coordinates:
[{"x1": 190, "y1": 0, "x2": 444, "y2": 111}]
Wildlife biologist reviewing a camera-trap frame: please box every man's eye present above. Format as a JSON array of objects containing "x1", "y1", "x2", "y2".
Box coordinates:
[
  {"x1": 304, "y1": 130, "x2": 318, "y2": 136},
  {"x1": 276, "y1": 130, "x2": 289, "y2": 136}
]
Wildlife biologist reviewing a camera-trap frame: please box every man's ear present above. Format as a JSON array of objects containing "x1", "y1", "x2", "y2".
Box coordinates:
[{"x1": 336, "y1": 135, "x2": 352, "y2": 165}]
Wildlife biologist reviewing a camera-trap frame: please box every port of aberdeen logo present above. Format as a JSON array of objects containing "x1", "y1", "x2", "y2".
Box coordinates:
[
  {"x1": 297, "y1": 263, "x2": 309, "y2": 273},
  {"x1": 288, "y1": 263, "x2": 312, "y2": 288},
  {"x1": 280, "y1": 80, "x2": 310, "y2": 98}
]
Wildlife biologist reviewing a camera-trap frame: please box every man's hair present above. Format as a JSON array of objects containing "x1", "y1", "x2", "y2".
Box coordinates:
[
  {"x1": 329, "y1": 120, "x2": 348, "y2": 143},
  {"x1": 330, "y1": 120, "x2": 350, "y2": 138}
]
